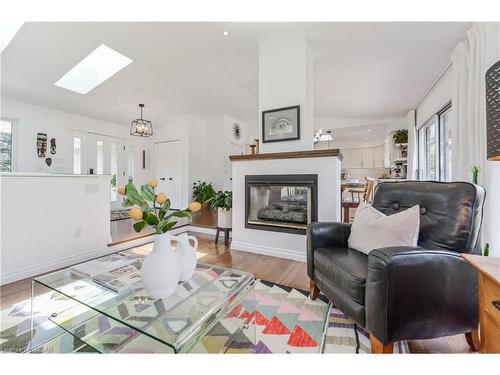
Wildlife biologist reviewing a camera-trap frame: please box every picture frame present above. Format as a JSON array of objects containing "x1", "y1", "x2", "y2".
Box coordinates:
[{"x1": 262, "y1": 105, "x2": 300, "y2": 143}]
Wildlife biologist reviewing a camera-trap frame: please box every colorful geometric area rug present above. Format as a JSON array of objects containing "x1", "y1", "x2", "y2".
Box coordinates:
[{"x1": 0, "y1": 279, "x2": 408, "y2": 354}]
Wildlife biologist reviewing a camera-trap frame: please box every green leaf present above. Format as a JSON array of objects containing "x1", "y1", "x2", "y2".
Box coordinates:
[
  {"x1": 141, "y1": 184, "x2": 155, "y2": 202},
  {"x1": 125, "y1": 182, "x2": 147, "y2": 207},
  {"x1": 121, "y1": 198, "x2": 134, "y2": 207},
  {"x1": 171, "y1": 211, "x2": 191, "y2": 219},
  {"x1": 162, "y1": 200, "x2": 171, "y2": 212},
  {"x1": 144, "y1": 212, "x2": 159, "y2": 226},
  {"x1": 159, "y1": 209, "x2": 166, "y2": 220},
  {"x1": 133, "y1": 221, "x2": 146, "y2": 233},
  {"x1": 157, "y1": 220, "x2": 176, "y2": 234}
]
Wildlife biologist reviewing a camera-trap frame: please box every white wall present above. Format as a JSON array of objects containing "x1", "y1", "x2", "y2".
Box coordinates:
[
  {"x1": 0, "y1": 174, "x2": 110, "y2": 285},
  {"x1": 152, "y1": 113, "x2": 256, "y2": 206},
  {"x1": 0, "y1": 97, "x2": 152, "y2": 186},
  {"x1": 231, "y1": 156, "x2": 341, "y2": 261},
  {"x1": 259, "y1": 38, "x2": 314, "y2": 153}
]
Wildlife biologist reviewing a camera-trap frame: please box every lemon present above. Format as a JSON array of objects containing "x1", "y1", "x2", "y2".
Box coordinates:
[
  {"x1": 129, "y1": 207, "x2": 144, "y2": 221},
  {"x1": 156, "y1": 192, "x2": 167, "y2": 205},
  {"x1": 188, "y1": 202, "x2": 202, "y2": 213},
  {"x1": 117, "y1": 186, "x2": 126, "y2": 195},
  {"x1": 149, "y1": 179, "x2": 159, "y2": 189}
]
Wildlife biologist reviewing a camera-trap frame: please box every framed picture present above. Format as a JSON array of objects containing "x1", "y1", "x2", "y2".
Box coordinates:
[{"x1": 262, "y1": 105, "x2": 300, "y2": 143}]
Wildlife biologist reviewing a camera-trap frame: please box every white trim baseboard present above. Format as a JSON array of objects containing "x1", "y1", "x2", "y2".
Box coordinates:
[{"x1": 230, "y1": 241, "x2": 306, "y2": 262}]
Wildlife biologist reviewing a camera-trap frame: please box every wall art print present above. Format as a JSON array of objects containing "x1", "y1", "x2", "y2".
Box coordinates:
[{"x1": 262, "y1": 105, "x2": 300, "y2": 143}]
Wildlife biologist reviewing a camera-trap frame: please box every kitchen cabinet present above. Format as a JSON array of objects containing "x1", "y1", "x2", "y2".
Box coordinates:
[
  {"x1": 342, "y1": 145, "x2": 386, "y2": 169},
  {"x1": 373, "y1": 146, "x2": 384, "y2": 168},
  {"x1": 342, "y1": 148, "x2": 362, "y2": 169},
  {"x1": 384, "y1": 140, "x2": 392, "y2": 168},
  {"x1": 361, "y1": 148, "x2": 374, "y2": 168}
]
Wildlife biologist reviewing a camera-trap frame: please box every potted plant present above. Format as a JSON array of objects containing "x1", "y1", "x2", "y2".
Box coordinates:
[
  {"x1": 393, "y1": 129, "x2": 408, "y2": 144},
  {"x1": 208, "y1": 190, "x2": 232, "y2": 228},
  {"x1": 118, "y1": 179, "x2": 201, "y2": 299},
  {"x1": 192, "y1": 180, "x2": 216, "y2": 208}
]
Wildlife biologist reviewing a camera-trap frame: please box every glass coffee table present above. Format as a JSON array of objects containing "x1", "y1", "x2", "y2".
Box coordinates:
[{"x1": 30, "y1": 249, "x2": 255, "y2": 353}]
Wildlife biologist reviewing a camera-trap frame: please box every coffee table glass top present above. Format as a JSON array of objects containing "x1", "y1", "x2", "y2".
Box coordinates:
[{"x1": 33, "y1": 248, "x2": 255, "y2": 353}]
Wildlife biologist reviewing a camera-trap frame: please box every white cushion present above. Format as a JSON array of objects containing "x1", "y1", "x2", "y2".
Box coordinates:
[{"x1": 347, "y1": 202, "x2": 420, "y2": 255}]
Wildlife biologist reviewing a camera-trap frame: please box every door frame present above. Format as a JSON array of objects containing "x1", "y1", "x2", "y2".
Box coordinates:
[{"x1": 87, "y1": 132, "x2": 131, "y2": 209}]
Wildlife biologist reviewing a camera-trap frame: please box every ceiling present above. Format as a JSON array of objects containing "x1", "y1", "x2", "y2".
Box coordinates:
[{"x1": 1, "y1": 22, "x2": 470, "y2": 126}]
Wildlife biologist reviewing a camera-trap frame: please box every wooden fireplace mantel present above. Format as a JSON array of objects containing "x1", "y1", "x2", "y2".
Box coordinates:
[{"x1": 229, "y1": 149, "x2": 343, "y2": 162}]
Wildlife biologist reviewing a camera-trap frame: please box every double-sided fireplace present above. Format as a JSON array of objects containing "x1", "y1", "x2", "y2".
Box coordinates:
[{"x1": 245, "y1": 174, "x2": 318, "y2": 234}]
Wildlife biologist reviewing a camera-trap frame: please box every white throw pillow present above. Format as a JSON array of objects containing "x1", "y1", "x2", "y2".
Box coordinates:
[{"x1": 347, "y1": 202, "x2": 420, "y2": 255}]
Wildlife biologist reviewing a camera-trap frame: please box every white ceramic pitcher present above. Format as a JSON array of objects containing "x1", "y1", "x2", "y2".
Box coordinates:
[
  {"x1": 140, "y1": 233, "x2": 181, "y2": 299},
  {"x1": 178, "y1": 233, "x2": 198, "y2": 282}
]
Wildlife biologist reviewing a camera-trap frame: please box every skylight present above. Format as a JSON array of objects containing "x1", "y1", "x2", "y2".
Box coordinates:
[
  {"x1": 54, "y1": 44, "x2": 132, "y2": 95},
  {"x1": 0, "y1": 22, "x2": 24, "y2": 54}
]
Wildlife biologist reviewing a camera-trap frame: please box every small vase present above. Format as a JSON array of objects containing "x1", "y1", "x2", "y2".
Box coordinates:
[
  {"x1": 217, "y1": 208, "x2": 232, "y2": 228},
  {"x1": 140, "y1": 233, "x2": 181, "y2": 299},
  {"x1": 178, "y1": 233, "x2": 198, "y2": 282}
]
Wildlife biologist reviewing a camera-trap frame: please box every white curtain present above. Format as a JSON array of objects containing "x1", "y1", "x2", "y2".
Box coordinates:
[
  {"x1": 406, "y1": 109, "x2": 417, "y2": 180},
  {"x1": 450, "y1": 22, "x2": 500, "y2": 256}
]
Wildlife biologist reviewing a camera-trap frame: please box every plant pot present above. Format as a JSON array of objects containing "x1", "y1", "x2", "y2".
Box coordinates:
[
  {"x1": 140, "y1": 233, "x2": 181, "y2": 299},
  {"x1": 178, "y1": 233, "x2": 198, "y2": 281},
  {"x1": 217, "y1": 208, "x2": 232, "y2": 228}
]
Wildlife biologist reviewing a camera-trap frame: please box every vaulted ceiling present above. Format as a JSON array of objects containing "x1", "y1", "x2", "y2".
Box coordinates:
[{"x1": 1, "y1": 22, "x2": 470, "y2": 126}]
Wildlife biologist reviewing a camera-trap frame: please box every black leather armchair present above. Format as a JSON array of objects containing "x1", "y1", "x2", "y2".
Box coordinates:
[{"x1": 307, "y1": 181, "x2": 485, "y2": 353}]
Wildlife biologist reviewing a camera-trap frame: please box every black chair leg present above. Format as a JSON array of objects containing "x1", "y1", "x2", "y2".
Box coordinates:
[{"x1": 215, "y1": 229, "x2": 220, "y2": 244}]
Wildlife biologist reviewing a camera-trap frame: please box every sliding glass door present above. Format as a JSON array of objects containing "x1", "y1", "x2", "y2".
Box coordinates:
[
  {"x1": 417, "y1": 103, "x2": 452, "y2": 181},
  {"x1": 418, "y1": 118, "x2": 438, "y2": 180}
]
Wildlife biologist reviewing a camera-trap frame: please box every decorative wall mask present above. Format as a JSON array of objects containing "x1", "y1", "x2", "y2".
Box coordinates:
[
  {"x1": 50, "y1": 138, "x2": 56, "y2": 154},
  {"x1": 37, "y1": 133, "x2": 47, "y2": 157}
]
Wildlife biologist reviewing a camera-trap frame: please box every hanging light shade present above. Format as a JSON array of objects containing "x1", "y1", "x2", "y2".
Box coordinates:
[
  {"x1": 130, "y1": 104, "x2": 153, "y2": 137},
  {"x1": 486, "y1": 60, "x2": 500, "y2": 161}
]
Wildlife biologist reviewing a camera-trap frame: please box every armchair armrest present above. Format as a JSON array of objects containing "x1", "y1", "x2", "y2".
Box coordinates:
[
  {"x1": 306, "y1": 222, "x2": 351, "y2": 278},
  {"x1": 366, "y1": 246, "x2": 479, "y2": 344}
]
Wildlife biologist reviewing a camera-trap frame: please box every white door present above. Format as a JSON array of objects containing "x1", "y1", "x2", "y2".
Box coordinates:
[
  {"x1": 88, "y1": 134, "x2": 127, "y2": 209},
  {"x1": 154, "y1": 141, "x2": 185, "y2": 209}
]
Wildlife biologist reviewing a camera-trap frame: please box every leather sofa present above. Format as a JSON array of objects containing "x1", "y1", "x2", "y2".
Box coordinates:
[{"x1": 307, "y1": 181, "x2": 485, "y2": 353}]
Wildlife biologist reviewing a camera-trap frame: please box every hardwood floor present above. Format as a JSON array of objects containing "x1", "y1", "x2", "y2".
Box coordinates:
[{"x1": 0, "y1": 232, "x2": 471, "y2": 354}]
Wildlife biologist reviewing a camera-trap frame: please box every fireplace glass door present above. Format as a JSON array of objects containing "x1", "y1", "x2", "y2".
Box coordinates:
[{"x1": 245, "y1": 175, "x2": 317, "y2": 234}]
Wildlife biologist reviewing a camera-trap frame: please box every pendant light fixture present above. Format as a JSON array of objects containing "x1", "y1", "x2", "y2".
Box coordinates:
[{"x1": 130, "y1": 104, "x2": 153, "y2": 137}]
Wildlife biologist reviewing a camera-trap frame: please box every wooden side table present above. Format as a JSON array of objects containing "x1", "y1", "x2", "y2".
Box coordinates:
[
  {"x1": 215, "y1": 227, "x2": 232, "y2": 246},
  {"x1": 463, "y1": 254, "x2": 500, "y2": 353},
  {"x1": 341, "y1": 201, "x2": 359, "y2": 223}
]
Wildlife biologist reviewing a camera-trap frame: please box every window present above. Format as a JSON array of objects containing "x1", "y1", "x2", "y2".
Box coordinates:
[
  {"x1": 0, "y1": 119, "x2": 14, "y2": 172},
  {"x1": 417, "y1": 103, "x2": 452, "y2": 181},
  {"x1": 96, "y1": 140, "x2": 104, "y2": 175},
  {"x1": 110, "y1": 142, "x2": 117, "y2": 201},
  {"x1": 73, "y1": 136, "x2": 82, "y2": 174},
  {"x1": 127, "y1": 145, "x2": 135, "y2": 182}
]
